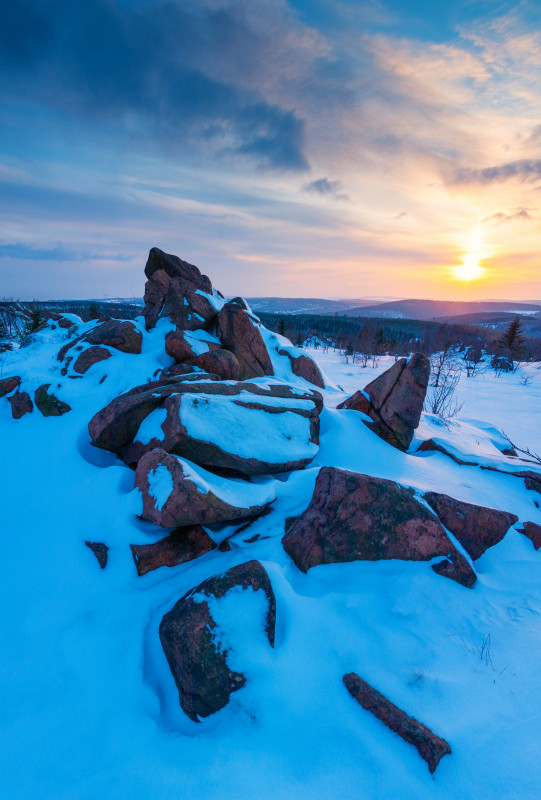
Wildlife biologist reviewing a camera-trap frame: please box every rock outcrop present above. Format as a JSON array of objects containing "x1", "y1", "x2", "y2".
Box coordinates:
[
  {"x1": 423, "y1": 492, "x2": 518, "y2": 560},
  {"x1": 35, "y1": 385, "x2": 71, "y2": 417},
  {"x1": 216, "y1": 298, "x2": 274, "y2": 380},
  {"x1": 58, "y1": 319, "x2": 142, "y2": 361},
  {"x1": 164, "y1": 329, "x2": 220, "y2": 363},
  {"x1": 343, "y1": 673, "x2": 451, "y2": 774},
  {"x1": 338, "y1": 353, "x2": 430, "y2": 451},
  {"x1": 159, "y1": 561, "x2": 276, "y2": 721},
  {"x1": 130, "y1": 525, "x2": 216, "y2": 576},
  {"x1": 282, "y1": 467, "x2": 476, "y2": 586},
  {"x1": 135, "y1": 449, "x2": 275, "y2": 528},
  {"x1": 186, "y1": 349, "x2": 241, "y2": 381},
  {"x1": 143, "y1": 247, "x2": 219, "y2": 330}
]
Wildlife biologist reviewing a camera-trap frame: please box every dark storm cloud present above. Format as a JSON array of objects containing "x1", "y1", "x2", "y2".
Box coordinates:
[
  {"x1": 0, "y1": 0, "x2": 308, "y2": 171},
  {"x1": 455, "y1": 159, "x2": 541, "y2": 184}
]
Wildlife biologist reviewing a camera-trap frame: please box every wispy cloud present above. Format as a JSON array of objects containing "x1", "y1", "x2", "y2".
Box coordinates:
[{"x1": 303, "y1": 177, "x2": 348, "y2": 200}]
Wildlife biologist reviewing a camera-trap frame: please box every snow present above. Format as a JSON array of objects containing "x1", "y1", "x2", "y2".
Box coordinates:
[
  {"x1": 135, "y1": 408, "x2": 167, "y2": 444},
  {"x1": 172, "y1": 456, "x2": 277, "y2": 507},
  {"x1": 182, "y1": 327, "x2": 221, "y2": 356},
  {"x1": 148, "y1": 464, "x2": 174, "y2": 510},
  {"x1": 1, "y1": 327, "x2": 541, "y2": 800}
]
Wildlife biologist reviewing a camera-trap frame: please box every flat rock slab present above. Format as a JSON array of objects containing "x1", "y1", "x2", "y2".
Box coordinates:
[
  {"x1": 130, "y1": 525, "x2": 216, "y2": 576},
  {"x1": 343, "y1": 673, "x2": 451, "y2": 774},
  {"x1": 135, "y1": 448, "x2": 275, "y2": 528},
  {"x1": 424, "y1": 492, "x2": 518, "y2": 560},
  {"x1": 159, "y1": 560, "x2": 276, "y2": 721},
  {"x1": 282, "y1": 467, "x2": 476, "y2": 587}
]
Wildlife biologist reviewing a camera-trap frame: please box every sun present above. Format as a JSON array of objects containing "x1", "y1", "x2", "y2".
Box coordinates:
[{"x1": 453, "y1": 253, "x2": 486, "y2": 281}]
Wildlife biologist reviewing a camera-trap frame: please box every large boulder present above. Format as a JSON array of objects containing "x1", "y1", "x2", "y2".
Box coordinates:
[
  {"x1": 216, "y1": 298, "x2": 274, "y2": 380},
  {"x1": 73, "y1": 346, "x2": 111, "y2": 374},
  {"x1": 282, "y1": 467, "x2": 476, "y2": 587},
  {"x1": 164, "y1": 329, "x2": 221, "y2": 363},
  {"x1": 423, "y1": 492, "x2": 519, "y2": 560},
  {"x1": 338, "y1": 354, "x2": 430, "y2": 451},
  {"x1": 130, "y1": 525, "x2": 216, "y2": 576},
  {"x1": 159, "y1": 561, "x2": 276, "y2": 721},
  {"x1": 0, "y1": 376, "x2": 20, "y2": 398},
  {"x1": 135, "y1": 449, "x2": 275, "y2": 528},
  {"x1": 8, "y1": 390, "x2": 33, "y2": 419},
  {"x1": 343, "y1": 673, "x2": 451, "y2": 774},
  {"x1": 186, "y1": 349, "x2": 240, "y2": 381},
  {"x1": 124, "y1": 381, "x2": 321, "y2": 472},
  {"x1": 35, "y1": 385, "x2": 71, "y2": 417},
  {"x1": 143, "y1": 247, "x2": 220, "y2": 330},
  {"x1": 278, "y1": 348, "x2": 325, "y2": 388},
  {"x1": 58, "y1": 319, "x2": 142, "y2": 361}
]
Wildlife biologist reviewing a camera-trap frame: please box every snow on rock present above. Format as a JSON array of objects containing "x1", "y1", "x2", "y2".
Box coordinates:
[
  {"x1": 277, "y1": 346, "x2": 325, "y2": 388},
  {"x1": 282, "y1": 466, "x2": 476, "y2": 587},
  {"x1": 186, "y1": 349, "x2": 241, "y2": 380},
  {"x1": 216, "y1": 297, "x2": 274, "y2": 380},
  {"x1": 135, "y1": 449, "x2": 276, "y2": 527},
  {"x1": 159, "y1": 560, "x2": 276, "y2": 721},
  {"x1": 130, "y1": 525, "x2": 216, "y2": 576},
  {"x1": 164, "y1": 328, "x2": 221, "y2": 362},
  {"x1": 57, "y1": 319, "x2": 142, "y2": 362}
]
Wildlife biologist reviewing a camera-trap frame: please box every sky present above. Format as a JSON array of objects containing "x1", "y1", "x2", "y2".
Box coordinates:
[{"x1": 1, "y1": 0, "x2": 541, "y2": 301}]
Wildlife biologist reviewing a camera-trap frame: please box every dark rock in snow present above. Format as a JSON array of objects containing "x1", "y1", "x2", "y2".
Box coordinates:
[
  {"x1": 282, "y1": 467, "x2": 476, "y2": 586},
  {"x1": 35, "y1": 384, "x2": 71, "y2": 417},
  {"x1": 186, "y1": 349, "x2": 241, "y2": 381},
  {"x1": 343, "y1": 673, "x2": 451, "y2": 774},
  {"x1": 85, "y1": 541, "x2": 109, "y2": 569},
  {"x1": 0, "y1": 376, "x2": 21, "y2": 397},
  {"x1": 216, "y1": 298, "x2": 274, "y2": 380},
  {"x1": 58, "y1": 320, "x2": 142, "y2": 361},
  {"x1": 135, "y1": 448, "x2": 274, "y2": 528},
  {"x1": 431, "y1": 552, "x2": 477, "y2": 588},
  {"x1": 517, "y1": 521, "x2": 541, "y2": 550},
  {"x1": 130, "y1": 525, "x2": 216, "y2": 576},
  {"x1": 338, "y1": 353, "x2": 430, "y2": 451},
  {"x1": 73, "y1": 346, "x2": 111, "y2": 374},
  {"x1": 8, "y1": 390, "x2": 33, "y2": 419},
  {"x1": 423, "y1": 492, "x2": 518, "y2": 560},
  {"x1": 164, "y1": 330, "x2": 220, "y2": 363},
  {"x1": 143, "y1": 248, "x2": 218, "y2": 331},
  {"x1": 278, "y1": 348, "x2": 325, "y2": 388},
  {"x1": 159, "y1": 560, "x2": 276, "y2": 721}
]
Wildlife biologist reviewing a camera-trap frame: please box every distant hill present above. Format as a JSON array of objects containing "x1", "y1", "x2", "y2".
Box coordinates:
[
  {"x1": 343, "y1": 299, "x2": 541, "y2": 320},
  {"x1": 245, "y1": 297, "x2": 387, "y2": 315}
]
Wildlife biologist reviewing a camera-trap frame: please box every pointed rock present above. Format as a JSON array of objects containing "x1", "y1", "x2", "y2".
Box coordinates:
[{"x1": 216, "y1": 298, "x2": 274, "y2": 380}]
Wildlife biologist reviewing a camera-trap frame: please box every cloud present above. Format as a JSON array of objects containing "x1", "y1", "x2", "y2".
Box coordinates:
[
  {"x1": 482, "y1": 208, "x2": 534, "y2": 224},
  {"x1": 0, "y1": 243, "x2": 133, "y2": 262},
  {"x1": 303, "y1": 177, "x2": 348, "y2": 200},
  {"x1": 455, "y1": 160, "x2": 541, "y2": 184}
]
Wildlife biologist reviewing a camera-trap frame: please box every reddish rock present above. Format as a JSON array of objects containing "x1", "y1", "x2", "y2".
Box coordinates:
[
  {"x1": 186, "y1": 349, "x2": 240, "y2": 381},
  {"x1": 143, "y1": 248, "x2": 218, "y2": 330},
  {"x1": 0, "y1": 375, "x2": 20, "y2": 398},
  {"x1": 165, "y1": 330, "x2": 220, "y2": 363},
  {"x1": 216, "y1": 298, "x2": 274, "y2": 380},
  {"x1": 517, "y1": 521, "x2": 541, "y2": 550},
  {"x1": 135, "y1": 449, "x2": 274, "y2": 528},
  {"x1": 159, "y1": 560, "x2": 275, "y2": 720},
  {"x1": 338, "y1": 354, "x2": 430, "y2": 451},
  {"x1": 85, "y1": 541, "x2": 109, "y2": 569},
  {"x1": 35, "y1": 384, "x2": 71, "y2": 417},
  {"x1": 431, "y1": 552, "x2": 477, "y2": 588},
  {"x1": 73, "y1": 346, "x2": 111, "y2": 374},
  {"x1": 158, "y1": 363, "x2": 216, "y2": 380},
  {"x1": 58, "y1": 316, "x2": 76, "y2": 329},
  {"x1": 337, "y1": 389, "x2": 371, "y2": 415},
  {"x1": 424, "y1": 492, "x2": 518, "y2": 560},
  {"x1": 343, "y1": 673, "x2": 451, "y2": 774},
  {"x1": 416, "y1": 439, "x2": 476, "y2": 466},
  {"x1": 282, "y1": 467, "x2": 475, "y2": 586},
  {"x1": 278, "y1": 349, "x2": 325, "y2": 388},
  {"x1": 8, "y1": 390, "x2": 33, "y2": 419},
  {"x1": 58, "y1": 319, "x2": 142, "y2": 361},
  {"x1": 130, "y1": 525, "x2": 216, "y2": 576}
]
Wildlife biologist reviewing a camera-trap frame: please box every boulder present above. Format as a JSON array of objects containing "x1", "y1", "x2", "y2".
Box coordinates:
[
  {"x1": 423, "y1": 492, "x2": 518, "y2": 560},
  {"x1": 282, "y1": 467, "x2": 476, "y2": 586},
  {"x1": 164, "y1": 330, "x2": 220, "y2": 363},
  {"x1": 85, "y1": 541, "x2": 109, "y2": 569},
  {"x1": 58, "y1": 319, "x2": 142, "y2": 361},
  {"x1": 8, "y1": 390, "x2": 33, "y2": 419},
  {"x1": 130, "y1": 525, "x2": 216, "y2": 576},
  {"x1": 0, "y1": 375, "x2": 21, "y2": 398},
  {"x1": 338, "y1": 353, "x2": 430, "y2": 451},
  {"x1": 186, "y1": 349, "x2": 240, "y2": 381},
  {"x1": 159, "y1": 560, "x2": 276, "y2": 720},
  {"x1": 143, "y1": 247, "x2": 219, "y2": 330},
  {"x1": 343, "y1": 673, "x2": 451, "y2": 774},
  {"x1": 216, "y1": 298, "x2": 274, "y2": 380},
  {"x1": 35, "y1": 385, "x2": 71, "y2": 417},
  {"x1": 517, "y1": 521, "x2": 541, "y2": 550},
  {"x1": 73, "y1": 346, "x2": 111, "y2": 374},
  {"x1": 135, "y1": 449, "x2": 275, "y2": 528},
  {"x1": 124, "y1": 382, "x2": 321, "y2": 472},
  {"x1": 278, "y1": 348, "x2": 325, "y2": 388}
]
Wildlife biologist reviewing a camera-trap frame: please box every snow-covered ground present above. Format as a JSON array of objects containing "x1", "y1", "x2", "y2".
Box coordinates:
[{"x1": 1, "y1": 331, "x2": 540, "y2": 800}]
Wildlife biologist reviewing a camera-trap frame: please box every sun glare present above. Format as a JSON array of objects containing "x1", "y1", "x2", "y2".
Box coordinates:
[{"x1": 452, "y1": 227, "x2": 487, "y2": 282}]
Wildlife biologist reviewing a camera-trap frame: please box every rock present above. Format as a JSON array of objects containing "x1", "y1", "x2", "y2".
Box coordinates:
[
  {"x1": 416, "y1": 439, "x2": 476, "y2": 466},
  {"x1": 135, "y1": 449, "x2": 275, "y2": 528},
  {"x1": 130, "y1": 525, "x2": 216, "y2": 576},
  {"x1": 158, "y1": 363, "x2": 210, "y2": 380},
  {"x1": 216, "y1": 298, "x2": 274, "y2": 380},
  {"x1": 278, "y1": 348, "x2": 325, "y2": 388},
  {"x1": 431, "y1": 552, "x2": 477, "y2": 588},
  {"x1": 186, "y1": 349, "x2": 240, "y2": 381},
  {"x1": 282, "y1": 467, "x2": 475, "y2": 586},
  {"x1": 517, "y1": 521, "x2": 541, "y2": 550},
  {"x1": 338, "y1": 353, "x2": 430, "y2": 451},
  {"x1": 143, "y1": 247, "x2": 219, "y2": 330},
  {"x1": 336, "y1": 389, "x2": 371, "y2": 415},
  {"x1": 8, "y1": 390, "x2": 33, "y2": 419},
  {"x1": 35, "y1": 385, "x2": 71, "y2": 417},
  {"x1": 57, "y1": 319, "x2": 142, "y2": 361},
  {"x1": 159, "y1": 560, "x2": 276, "y2": 721},
  {"x1": 0, "y1": 376, "x2": 21, "y2": 398},
  {"x1": 164, "y1": 330, "x2": 220, "y2": 363},
  {"x1": 125, "y1": 381, "x2": 321, "y2": 473},
  {"x1": 73, "y1": 346, "x2": 111, "y2": 374},
  {"x1": 343, "y1": 673, "x2": 451, "y2": 774},
  {"x1": 85, "y1": 541, "x2": 109, "y2": 569},
  {"x1": 423, "y1": 492, "x2": 518, "y2": 560}
]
